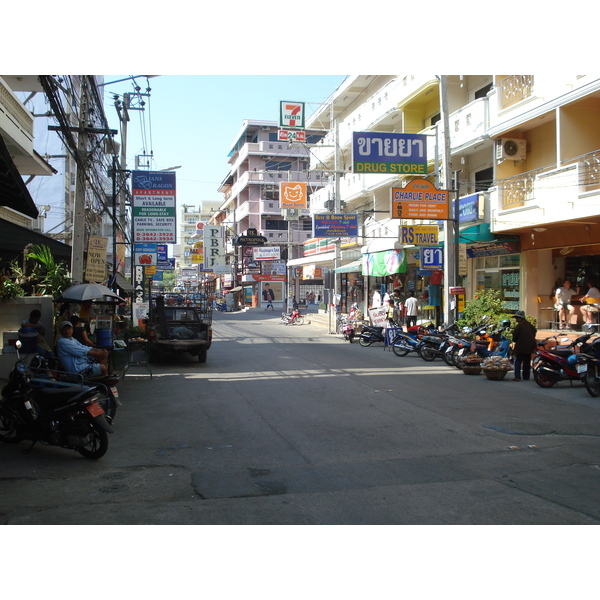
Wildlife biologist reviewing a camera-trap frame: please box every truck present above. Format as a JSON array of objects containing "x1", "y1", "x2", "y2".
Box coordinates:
[{"x1": 146, "y1": 283, "x2": 214, "y2": 363}]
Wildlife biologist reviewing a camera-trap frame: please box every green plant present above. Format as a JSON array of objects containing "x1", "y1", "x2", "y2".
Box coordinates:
[
  {"x1": 0, "y1": 263, "x2": 25, "y2": 300},
  {"x1": 24, "y1": 244, "x2": 71, "y2": 297},
  {"x1": 457, "y1": 289, "x2": 506, "y2": 330}
]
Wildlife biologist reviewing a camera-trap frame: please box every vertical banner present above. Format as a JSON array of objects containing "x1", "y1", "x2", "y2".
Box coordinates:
[
  {"x1": 203, "y1": 225, "x2": 228, "y2": 273},
  {"x1": 85, "y1": 236, "x2": 108, "y2": 282},
  {"x1": 132, "y1": 170, "x2": 177, "y2": 243}
]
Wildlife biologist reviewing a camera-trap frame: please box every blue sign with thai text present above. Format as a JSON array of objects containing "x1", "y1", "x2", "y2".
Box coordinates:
[
  {"x1": 352, "y1": 132, "x2": 427, "y2": 174},
  {"x1": 420, "y1": 247, "x2": 444, "y2": 270}
]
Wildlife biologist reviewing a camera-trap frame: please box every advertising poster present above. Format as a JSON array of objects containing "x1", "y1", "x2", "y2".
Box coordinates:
[
  {"x1": 132, "y1": 170, "x2": 176, "y2": 243},
  {"x1": 85, "y1": 236, "x2": 108, "y2": 282}
]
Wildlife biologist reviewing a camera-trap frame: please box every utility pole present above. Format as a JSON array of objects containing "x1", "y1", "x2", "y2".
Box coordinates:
[
  {"x1": 71, "y1": 77, "x2": 90, "y2": 284},
  {"x1": 439, "y1": 75, "x2": 455, "y2": 325}
]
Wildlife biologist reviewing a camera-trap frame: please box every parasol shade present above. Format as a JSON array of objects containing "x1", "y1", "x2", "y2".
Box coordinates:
[{"x1": 58, "y1": 283, "x2": 124, "y2": 302}]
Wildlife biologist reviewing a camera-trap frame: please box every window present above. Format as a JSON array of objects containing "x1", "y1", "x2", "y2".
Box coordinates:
[
  {"x1": 265, "y1": 161, "x2": 291, "y2": 171},
  {"x1": 265, "y1": 220, "x2": 287, "y2": 231}
]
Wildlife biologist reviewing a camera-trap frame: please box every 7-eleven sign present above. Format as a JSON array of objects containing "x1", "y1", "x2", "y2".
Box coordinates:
[{"x1": 280, "y1": 101, "x2": 305, "y2": 129}]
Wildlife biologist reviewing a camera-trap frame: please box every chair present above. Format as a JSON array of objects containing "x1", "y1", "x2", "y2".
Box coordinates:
[{"x1": 582, "y1": 297, "x2": 600, "y2": 329}]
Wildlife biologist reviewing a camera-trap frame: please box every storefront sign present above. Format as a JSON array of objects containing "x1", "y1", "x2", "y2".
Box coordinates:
[
  {"x1": 85, "y1": 236, "x2": 108, "y2": 282},
  {"x1": 314, "y1": 214, "x2": 359, "y2": 238},
  {"x1": 466, "y1": 242, "x2": 519, "y2": 258},
  {"x1": 392, "y1": 179, "x2": 449, "y2": 220},
  {"x1": 353, "y1": 132, "x2": 427, "y2": 174},
  {"x1": 278, "y1": 129, "x2": 306, "y2": 142},
  {"x1": 279, "y1": 101, "x2": 305, "y2": 129},
  {"x1": 134, "y1": 243, "x2": 158, "y2": 267},
  {"x1": 203, "y1": 225, "x2": 228, "y2": 273},
  {"x1": 420, "y1": 246, "x2": 444, "y2": 270},
  {"x1": 253, "y1": 247, "x2": 281, "y2": 260},
  {"x1": 280, "y1": 181, "x2": 307, "y2": 209}
]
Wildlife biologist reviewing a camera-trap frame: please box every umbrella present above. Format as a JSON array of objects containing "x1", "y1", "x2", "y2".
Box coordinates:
[{"x1": 58, "y1": 283, "x2": 124, "y2": 302}]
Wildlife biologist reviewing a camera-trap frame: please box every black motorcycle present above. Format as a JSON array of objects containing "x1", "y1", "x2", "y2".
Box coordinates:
[
  {"x1": 0, "y1": 342, "x2": 113, "y2": 459},
  {"x1": 358, "y1": 324, "x2": 387, "y2": 347},
  {"x1": 574, "y1": 336, "x2": 600, "y2": 397}
]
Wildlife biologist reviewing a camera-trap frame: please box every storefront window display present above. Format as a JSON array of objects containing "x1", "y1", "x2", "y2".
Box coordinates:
[{"x1": 475, "y1": 254, "x2": 521, "y2": 312}]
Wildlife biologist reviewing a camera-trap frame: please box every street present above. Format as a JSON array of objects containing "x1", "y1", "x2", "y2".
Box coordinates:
[{"x1": 1, "y1": 308, "x2": 600, "y2": 526}]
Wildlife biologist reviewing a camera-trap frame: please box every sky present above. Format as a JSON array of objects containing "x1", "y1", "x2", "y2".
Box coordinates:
[{"x1": 102, "y1": 75, "x2": 348, "y2": 219}]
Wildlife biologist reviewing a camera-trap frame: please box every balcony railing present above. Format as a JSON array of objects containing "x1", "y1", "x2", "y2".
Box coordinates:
[{"x1": 496, "y1": 75, "x2": 534, "y2": 110}]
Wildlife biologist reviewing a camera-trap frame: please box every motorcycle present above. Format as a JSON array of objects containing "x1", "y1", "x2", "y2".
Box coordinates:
[
  {"x1": 0, "y1": 342, "x2": 113, "y2": 459},
  {"x1": 338, "y1": 304, "x2": 362, "y2": 343},
  {"x1": 281, "y1": 304, "x2": 304, "y2": 326},
  {"x1": 575, "y1": 335, "x2": 600, "y2": 396},
  {"x1": 358, "y1": 324, "x2": 387, "y2": 347},
  {"x1": 532, "y1": 333, "x2": 595, "y2": 388},
  {"x1": 30, "y1": 354, "x2": 120, "y2": 423},
  {"x1": 415, "y1": 324, "x2": 459, "y2": 362},
  {"x1": 391, "y1": 329, "x2": 426, "y2": 357}
]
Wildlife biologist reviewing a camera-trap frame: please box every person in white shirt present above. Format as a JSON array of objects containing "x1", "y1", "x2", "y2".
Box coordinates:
[
  {"x1": 554, "y1": 280, "x2": 576, "y2": 329},
  {"x1": 404, "y1": 291, "x2": 419, "y2": 328},
  {"x1": 579, "y1": 281, "x2": 600, "y2": 327}
]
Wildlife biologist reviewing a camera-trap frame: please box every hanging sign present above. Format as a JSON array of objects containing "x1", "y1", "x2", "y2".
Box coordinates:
[
  {"x1": 280, "y1": 181, "x2": 307, "y2": 209},
  {"x1": 392, "y1": 179, "x2": 449, "y2": 220},
  {"x1": 84, "y1": 236, "x2": 108, "y2": 282},
  {"x1": 279, "y1": 101, "x2": 305, "y2": 129},
  {"x1": 314, "y1": 213, "x2": 359, "y2": 238}
]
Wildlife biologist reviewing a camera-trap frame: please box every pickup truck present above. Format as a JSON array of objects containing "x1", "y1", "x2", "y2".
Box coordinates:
[{"x1": 146, "y1": 295, "x2": 212, "y2": 363}]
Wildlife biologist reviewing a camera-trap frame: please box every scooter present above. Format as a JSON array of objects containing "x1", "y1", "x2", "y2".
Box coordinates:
[
  {"x1": 358, "y1": 324, "x2": 387, "y2": 347},
  {"x1": 532, "y1": 333, "x2": 595, "y2": 388},
  {"x1": 575, "y1": 335, "x2": 600, "y2": 396},
  {"x1": 0, "y1": 342, "x2": 113, "y2": 459}
]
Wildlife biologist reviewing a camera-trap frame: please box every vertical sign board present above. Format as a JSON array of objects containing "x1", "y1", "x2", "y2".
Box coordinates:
[
  {"x1": 132, "y1": 170, "x2": 177, "y2": 243},
  {"x1": 353, "y1": 132, "x2": 427, "y2": 174},
  {"x1": 85, "y1": 236, "x2": 108, "y2": 282},
  {"x1": 203, "y1": 225, "x2": 228, "y2": 273}
]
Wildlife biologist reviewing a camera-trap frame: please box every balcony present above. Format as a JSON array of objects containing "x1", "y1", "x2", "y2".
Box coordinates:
[
  {"x1": 491, "y1": 149, "x2": 600, "y2": 232},
  {"x1": 449, "y1": 97, "x2": 488, "y2": 152},
  {"x1": 261, "y1": 229, "x2": 288, "y2": 243}
]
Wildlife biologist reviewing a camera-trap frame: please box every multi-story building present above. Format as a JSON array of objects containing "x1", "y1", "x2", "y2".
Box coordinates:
[
  {"x1": 302, "y1": 74, "x2": 600, "y2": 329},
  {"x1": 217, "y1": 119, "x2": 326, "y2": 308},
  {"x1": 177, "y1": 201, "x2": 222, "y2": 273}
]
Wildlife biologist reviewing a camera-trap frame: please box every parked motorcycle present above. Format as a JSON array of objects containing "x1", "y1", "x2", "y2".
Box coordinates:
[
  {"x1": 358, "y1": 324, "x2": 387, "y2": 347},
  {"x1": 0, "y1": 342, "x2": 113, "y2": 458},
  {"x1": 391, "y1": 329, "x2": 426, "y2": 357},
  {"x1": 575, "y1": 335, "x2": 600, "y2": 396},
  {"x1": 532, "y1": 333, "x2": 595, "y2": 388},
  {"x1": 30, "y1": 354, "x2": 120, "y2": 423},
  {"x1": 281, "y1": 305, "x2": 304, "y2": 325}
]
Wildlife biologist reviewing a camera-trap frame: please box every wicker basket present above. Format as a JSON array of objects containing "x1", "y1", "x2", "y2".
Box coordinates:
[
  {"x1": 462, "y1": 366, "x2": 482, "y2": 375},
  {"x1": 483, "y1": 368, "x2": 509, "y2": 380}
]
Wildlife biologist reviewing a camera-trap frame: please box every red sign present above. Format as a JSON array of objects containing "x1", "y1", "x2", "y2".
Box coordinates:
[{"x1": 449, "y1": 287, "x2": 465, "y2": 295}]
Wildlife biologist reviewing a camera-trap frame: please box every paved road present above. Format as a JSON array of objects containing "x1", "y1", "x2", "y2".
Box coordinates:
[{"x1": 1, "y1": 308, "x2": 599, "y2": 525}]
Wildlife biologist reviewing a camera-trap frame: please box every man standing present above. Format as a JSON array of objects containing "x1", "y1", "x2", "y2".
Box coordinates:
[
  {"x1": 404, "y1": 291, "x2": 419, "y2": 328},
  {"x1": 512, "y1": 310, "x2": 537, "y2": 381}
]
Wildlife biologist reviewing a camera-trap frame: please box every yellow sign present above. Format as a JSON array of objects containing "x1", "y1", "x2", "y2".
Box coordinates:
[
  {"x1": 280, "y1": 181, "x2": 307, "y2": 209},
  {"x1": 400, "y1": 225, "x2": 439, "y2": 245},
  {"x1": 391, "y1": 179, "x2": 449, "y2": 220}
]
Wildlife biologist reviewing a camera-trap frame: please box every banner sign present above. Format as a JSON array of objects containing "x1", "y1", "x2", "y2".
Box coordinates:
[
  {"x1": 85, "y1": 236, "x2": 108, "y2": 283},
  {"x1": 362, "y1": 250, "x2": 406, "y2": 276},
  {"x1": 280, "y1": 181, "x2": 308, "y2": 209},
  {"x1": 400, "y1": 225, "x2": 439, "y2": 245},
  {"x1": 392, "y1": 179, "x2": 449, "y2": 220},
  {"x1": 353, "y1": 132, "x2": 427, "y2": 174},
  {"x1": 132, "y1": 170, "x2": 176, "y2": 243},
  {"x1": 203, "y1": 225, "x2": 228, "y2": 273},
  {"x1": 278, "y1": 129, "x2": 306, "y2": 142},
  {"x1": 279, "y1": 101, "x2": 305, "y2": 129},
  {"x1": 466, "y1": 242, "x2": 519, "y2": 258},
  {"x1": 314, "y1": 213, "x2": 359, "y2": 238},
  {"x1": 253, "y1": 247, "x2": 281, "y2": 261}
]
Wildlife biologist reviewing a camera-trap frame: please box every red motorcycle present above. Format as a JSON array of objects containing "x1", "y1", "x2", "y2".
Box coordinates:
[
  {"x1": 532, "y1": 333, "x2": 594, "y2": 388},
  {"x1": 281, "y1": 307, "x2": 304, "y2": 326}
]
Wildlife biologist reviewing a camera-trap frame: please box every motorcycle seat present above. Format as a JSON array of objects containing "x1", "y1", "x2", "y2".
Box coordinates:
[{"x1": 36, "y1": 385, "x2": 93, "y2": 407}]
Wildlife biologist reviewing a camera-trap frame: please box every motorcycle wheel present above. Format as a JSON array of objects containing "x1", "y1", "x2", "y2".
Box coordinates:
[
  {"x1": 454, "y1": 348, "x2": 468, "y2": 369},
  {"x1": 348, "y1": 332, "x2": 354, "y2": 344},
  {"x1": 533, "y1": 364, "x2": 558, "y2": 388},
  {"x1": 420, "y1": 346, "x2": 437, "y2": 362},
  {"x1": 0, "y1": 403, "x2": 24, "y2": 443},
  {"x1": 77, "y1": 423, "x2": 109, "y2": 459},
  {"x1": 295, "y1": 316, "x2": 305, "y2": 326},
  {"x1": 359, "y1": 336, "x2": 372, "y2": 347},
  {"x1": 392, "y1": 341, "x2": 410, "y2": 357},
  {"x1": 442, "y1": 347, "x2": 455, "y2": 367},
  {"x1": 584, "y1": 363, "x2": 600, "y2": 397}
]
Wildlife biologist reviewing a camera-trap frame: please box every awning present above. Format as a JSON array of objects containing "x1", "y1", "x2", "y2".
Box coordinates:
[
  {"x1": 287, "y1": 251, "x2": 336, "y2": 267},
  {"x1": 459, "y1": 223, "x2": 494, "y2": 243},
  {"x1": 114, "y1": 272, "x2": 134, "y2": 292},
  {"x1": 0, "y1": 134, "x2": 38, "y2": 219},
  {"x1": 334, "y1": 258, "x2": 363, "y2": 273}
]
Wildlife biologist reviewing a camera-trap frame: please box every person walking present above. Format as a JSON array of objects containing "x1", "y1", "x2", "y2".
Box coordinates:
[
  {"x1": 404, "y1": 291, "x2": 419, "y2": 328},
  {"x1": 511, "y1": 310, "x2": 537, "y2": 381}
]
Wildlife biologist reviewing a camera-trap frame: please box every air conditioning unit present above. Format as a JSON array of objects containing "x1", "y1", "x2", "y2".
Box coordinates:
[{"x1": 496, "y1": 138, "x2": 526, "y2": 162}]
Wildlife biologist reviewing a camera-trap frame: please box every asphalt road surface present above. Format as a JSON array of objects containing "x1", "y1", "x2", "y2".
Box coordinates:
[{"x1": 2, "y1": 308, "x2": 600, "y2": 526}]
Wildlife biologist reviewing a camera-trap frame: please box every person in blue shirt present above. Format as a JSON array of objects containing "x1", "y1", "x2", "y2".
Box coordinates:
[{"x1": 57, "y1": 321, "x2": 108, "y2": 377}]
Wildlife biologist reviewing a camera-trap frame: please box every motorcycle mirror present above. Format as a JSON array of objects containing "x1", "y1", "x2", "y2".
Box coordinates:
[{"x1": 15, "y1": 340, "x2": 22, "y2": 349}]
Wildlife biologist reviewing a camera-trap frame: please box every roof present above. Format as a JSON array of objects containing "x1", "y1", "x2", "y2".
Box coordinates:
[{"x1": 0, "y1": 134, "x2": 38, "y2": 219}]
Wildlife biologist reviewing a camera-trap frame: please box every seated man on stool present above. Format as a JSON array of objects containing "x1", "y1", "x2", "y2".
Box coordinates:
[
  {"x1": 554, "y1": 279, "x2": 576, "y2": 329},
  {"x1": 57, "y1": 321, "x2": 108, "y2": 377}
]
